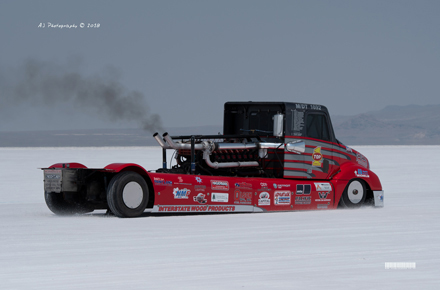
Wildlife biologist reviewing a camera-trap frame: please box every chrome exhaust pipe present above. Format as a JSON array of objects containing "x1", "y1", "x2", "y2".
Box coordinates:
[
  {"x1": 153, "y1": 132, "x2": 172, "y2": 149},
  {"x1": 258, "y1": 142, "x2": 284, "y2": 149},
  {"x1": 214, "y1": 142, "x2": 258, "y2": 151},
  {"x1": 162, "y1": 132, "x2": 205, "y2": 150}
]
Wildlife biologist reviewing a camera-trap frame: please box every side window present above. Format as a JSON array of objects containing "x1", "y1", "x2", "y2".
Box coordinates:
[
  {"x1": 306, "y1": 113, "x2": 330, "y2": 141},
  {"x1": 249, "y1": 111, "x2": 274, "y2": 135}
]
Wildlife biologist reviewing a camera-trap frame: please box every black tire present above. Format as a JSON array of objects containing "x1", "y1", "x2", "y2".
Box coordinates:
[
  {"x1": 45, "y1": 191, "x2": 92, "y2": 215},
  {"x1": 107, "y1": 171, "x2": 149, "y2": 218},
  {"x1": 340, "y1": 179, "x2": 367, "y2": 208}
]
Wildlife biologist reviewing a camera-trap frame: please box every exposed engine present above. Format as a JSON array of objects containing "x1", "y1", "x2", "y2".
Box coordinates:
[{"x1": 153, "y1": 132, "x2": 304, "y2": 178}]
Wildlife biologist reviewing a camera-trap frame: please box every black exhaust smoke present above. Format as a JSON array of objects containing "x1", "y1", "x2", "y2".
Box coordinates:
[{"x1": 0, "y1": 58, "x2": 163, "y2": 133}]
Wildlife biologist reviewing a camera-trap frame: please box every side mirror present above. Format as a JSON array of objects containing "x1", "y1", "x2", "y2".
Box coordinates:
[{"x1": 285, "y1": 140, "x2": 305, "y2": 154}]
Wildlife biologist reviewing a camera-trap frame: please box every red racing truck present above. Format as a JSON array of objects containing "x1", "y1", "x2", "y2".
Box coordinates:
[{"x1": 43, "y1": 102, "x2": 384, "y2": 217}]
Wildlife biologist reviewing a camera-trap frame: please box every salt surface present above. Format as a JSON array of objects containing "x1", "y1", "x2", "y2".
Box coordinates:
[{"x1": 0, "y1": 146, "x2": 439, "y2": 289}]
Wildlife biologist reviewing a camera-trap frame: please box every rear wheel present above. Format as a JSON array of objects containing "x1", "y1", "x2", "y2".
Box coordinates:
[
  {"x1": 45, "y1": 191, "x2": 92, "y2": 215},
  {"x1": 340, "y1": 179, "x2": 366, "y2": 208},
  {"x1": 107, "y1": 171, "x2": 149, "y2": 218}
]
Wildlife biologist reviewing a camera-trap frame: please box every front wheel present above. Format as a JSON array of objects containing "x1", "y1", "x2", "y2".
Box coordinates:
[
  {"x1": 107, "y1": 171, "x2": 149, "y2": 218},
  {"x1": 340, "y1": 179, "x2": 366, "y2": 208}
]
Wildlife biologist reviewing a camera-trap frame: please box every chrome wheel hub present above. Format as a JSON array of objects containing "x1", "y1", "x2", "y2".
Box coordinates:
[
  {"x1": 122, "y1": 182, "x2": 143, "y2": 209},
  {"x1": 347, "y1": 181, "x2": 364, "y2": 204}
]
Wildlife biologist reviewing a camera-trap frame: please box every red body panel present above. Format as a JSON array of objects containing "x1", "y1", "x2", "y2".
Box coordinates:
[
  {"x1": 49, "y1": 163, "x2": 87, "y2": 169},
  {"x1": 146, "y1": 172, "x2": 339, "y2": 213},
  {"x1": 140, "y1": 140, "x2": 381, "y2": 213},
  {"x1": 282, "y1": 136, "x2": 370, "y2": 180},
  {"x1": 104, "y1": 163, "x2": 148, "y2": 175},
  {"x1": 47, "y1": 149, "x2": 381, "y2": 214},
  {"x1": 331, "y1": 163, "x2": 382, "y2": 204}
]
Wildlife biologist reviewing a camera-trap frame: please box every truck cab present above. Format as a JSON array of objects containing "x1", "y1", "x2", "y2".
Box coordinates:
[
  {"x1": 223, "y1": 102, "x2": 358, "y2": 180},
  {"x1": 43, "y1": 101, "x2": 383, "y2": 218}
]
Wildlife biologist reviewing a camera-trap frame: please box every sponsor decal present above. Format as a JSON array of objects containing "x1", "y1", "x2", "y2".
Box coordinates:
[
  {"x1": 259, "y1": 182, "x2": 271, "y2": 191},
  {"x1": 314, "y1": 184, "x2": 332, "y2": 201},
  {"x1": 193, "y1": 193, "x2": 208, "y2": 204},
  {"x1": 354, "y1": 169, "x2": 370, "y2": 178},
  {"x1": 317, "y1": 204, "x2": 328, "y2": 209},
  {"x1": 274, "y1": 184, "x2": 291, "y2": 189},
  {"x1": 44, "y1": 169, "x2": 62, "y2": 193},
  {"x1": 175, "y1": 176, "x2": 191, "y2": 185},
  {"x1": 274, "y1": 191, "x2": 291, "y2": 205},
  {"x1": 194, "y1": 185, "x2": 206, "y2": 191},
  {"x1": 158, "y1": 206, "x2": 192, "y2": 212},
  {"x1": 296, "y1": 184, "x2": 311, "y2": 195},
  {"x1": 235, "y1": 182, "x2": 252, "y2": 189},
  {"x1": 157, "y1": 205, "x2": 235, "y2": 212},
  {"x1": 315, "y1": 191, "x2": 331, "y2": 202},
  {"x1": 207, "y1": 206, "x2": 235, "y2": 212},
  {"x1": 211, "y1": 192, "x2": 229, "y2": 203},
  {"x1": 195, "y1": 177, "x2": 203, "y2": 184},
  {"x1": 154, "y1": 177, "x2": 172, "y2": 186},
  {"x1": 188, "y1": 205, "x2": 209, "y2": 211},
  {"x1": 234, "y1": 189, "x2": 252, "y2": 205},
  {"x1": 318, "y1": 192, "x2": 329, "y2": 199},
  {"x1": 46, "y1": 174, "x2": 60, "y2": 179},
  {"x1": 295, "y1": 196, "x2": 311, "y2": 205},
  {"x1": 315, "y1": 182, "x2": 332, "y2": 191},
  {"x1": 356, "y1": 153, "x2": 368, "y2": 168},
  {"x1": 258, "y1": 192, "x2": 270, "y2": 206},
  {"x1": 173, "y1": 188, "x2": 190, "y2": 199},
  {"x1": 312, "y1": 146, "x2": 323, "y2": 167},
  {"x1": 211, "y1": 180, "x2": 229, "y2": 191},
  {"x1": 45, "y1": 171, "x2": 61, "y2": 179}
]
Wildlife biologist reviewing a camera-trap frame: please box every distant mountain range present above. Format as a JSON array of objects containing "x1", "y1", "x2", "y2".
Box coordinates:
[
  {"x1": 332, "y1": 104, "x2": 440, "y2": 145},
  {"x1": 1, "y1": 104, "x2": 439, "y2": 146}
]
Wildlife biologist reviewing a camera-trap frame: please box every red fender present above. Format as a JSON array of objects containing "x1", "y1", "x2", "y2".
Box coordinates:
[
  {"x1": 104, "y1": 163, "x2": 149, "y2": 176},
  {"x1": 331, "y1": 163, "x2": 383, "y2": 204},
  {"x1": 48, "y1": 163, "x2": 87, "y2": 169}
]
